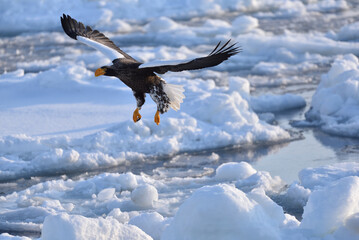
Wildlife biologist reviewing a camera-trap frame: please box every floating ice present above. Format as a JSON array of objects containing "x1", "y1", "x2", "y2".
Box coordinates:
[
  {"x1": 300, "y1": 176, "x2": 359, "y2": 237},
  {"x1": 0, "y1": 66, "x2": 291, "y2": 181},
  {"x1": 129, "y1": 212, "x2": 169, "y2": 240},
  {"x1": 251, "y1": 93, "x2": 306, "y2": 113},
  {"x1": 0, "y1": 233, "x2": 31, "y2": 240},
  {"x1": 1, "y1": 162, "x2": 359, "y2": 239},
  {"x1": 215, "y1": 161, "x2": 257, "y2": 181},
  {"x1": 299, "y1": 54, "x2": 359, "y2": 137},
  {"x1": 299, "y1": 162, "x2": 359, "y2": 189},
  {"x1": 41, "y1": 213, "x2": 152, "y2": 240},
  {"x1": 131, "y1": 185, "x2": 159, "y2": 209},
  {"x1": 162, "y1": 184, "x2": 282, "y2": 240}
]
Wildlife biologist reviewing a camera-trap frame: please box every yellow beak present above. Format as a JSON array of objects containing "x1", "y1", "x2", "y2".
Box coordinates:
[{"x1": 95, "y1": 68, "x2": 106, "y2": 77}]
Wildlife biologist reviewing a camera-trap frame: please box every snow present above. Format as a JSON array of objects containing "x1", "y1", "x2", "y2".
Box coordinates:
[
  {"x1": 298, "y1": 162, "x2": 359, "y2": 189},
  {"x1": 215, "y1": 161, "x2": 257, "y2": 181},
  {"x1": 129, "y1": 212, "x2": 169, "y2": 240},
  {"x1": 301, "y1": 176, "x2": 359, "y2": 237},
  {"x1": 297, "y1": 54, "x2": 359, "y2": 137},
  {"x1": 1, "y1": 161, "x2": 359, "y2": 239},
  {"x1": 162, "y1": 184, "x2": 282, "y2": 240},
  {"x1": 97, "y1": 188, "x2": 116, "y2": 202},
  {"x1": 131, "y1": 185, "x2": 159, "y2": 209},
  {"x1": 41, "y1": 213, "x2": 152, "y2": 240},
  {"x1": 0, "y1": 68, "x2": 293, "y2": 181},
  {"x1": 0, "y1": 234, "x2": 31, "y2": 240},
  {"x1": 251, "y1": 93, "x2": 306, "y2": 113}
]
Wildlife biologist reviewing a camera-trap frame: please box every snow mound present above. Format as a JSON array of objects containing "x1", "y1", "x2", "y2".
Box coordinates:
[
  {"x1": 251, "y1": 93, "x2": 306, "y2": 113},
  {"x1": 299, "y1": 162, "x2": 359, "y2": 189},
  {"x1": 162, "y1": 184, "x2": 282, "y2": 240},
  {"x1": 129, "y1": 212, "x2": 169, "y2": 240},
  {"x1": 0, "y1": 233, "x2": 31, "y2": 240},
  {"x1": 300, "y1": 176, "x2": 359, "y2": 237},
  {"x1": 215, "y1": 161, "x2": 257, "y2": 181},
  {"x1": 131, "y1": 185, "x2": 159, "y2": 209},
  {"x1": 335, "y1": 21, "x2": 359, "y2": 41},
  {"x1": 300, "y1": 54, "x2": 359, "y2": 137},
  {"x1": 232, "y1": 15, "x2": 259, "y2": 34},
  {"x1": 41, "y1": 213, "x2": 152, "y2": 240}
]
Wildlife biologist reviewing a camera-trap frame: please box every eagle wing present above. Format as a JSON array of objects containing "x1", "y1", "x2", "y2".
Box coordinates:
[
  {"x1": 138, "y1": 40, "x2": 241, "y2": 74},
  {"x1": 60, "y1": 14, "x2": 137, "y2": 62}
]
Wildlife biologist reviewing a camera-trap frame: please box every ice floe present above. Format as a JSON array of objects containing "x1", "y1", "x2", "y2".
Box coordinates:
[
  {"x1": 0, "y1": 66, "x2": 296, "y2": 181},
  {"x1": 1, "y1": 161, "x2": 359, "y2": 239},
  {"x1": 296, "y1": 54, "x2": 359, "y2": 137}
]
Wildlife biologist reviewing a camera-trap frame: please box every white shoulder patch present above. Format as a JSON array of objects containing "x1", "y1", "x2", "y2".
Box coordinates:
[
  {"x1": 77, "y1": 36, "x2": 125, "y2": 60},
  {"x1": 138, "y1": 58, "x2": 194, "y2": 69}
]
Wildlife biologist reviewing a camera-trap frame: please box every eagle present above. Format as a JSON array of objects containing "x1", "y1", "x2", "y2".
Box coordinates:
[{"x1": 60, "y1": 14, "x2": 240, "y2": 125}]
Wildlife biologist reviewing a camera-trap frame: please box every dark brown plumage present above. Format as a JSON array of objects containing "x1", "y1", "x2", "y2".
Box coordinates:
[{"x1": 60, "y1": 14, "x2": 241, "y2": 125}]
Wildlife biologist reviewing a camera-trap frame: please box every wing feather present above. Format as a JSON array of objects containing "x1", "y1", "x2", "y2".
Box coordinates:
[
  {"x1": 60, "y1": 14, "x2": 137, "y2": 62},
  {"x1": 138, "y1": 40, "x2": 241, "y2": 74}
]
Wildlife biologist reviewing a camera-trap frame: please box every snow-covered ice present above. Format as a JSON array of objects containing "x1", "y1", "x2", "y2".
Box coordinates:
[
  {"x1": 1, "y1": 0, "x2": 359, "y2": 239},
  {"x1": 2, "y1": 162, "x2": 359, "y2": 239},
  {"x1": 297, "y1": 54, "x2": 359, "y2": 137},
  {"x1": 41, "y1": 213, "x2": 152, "y2": 240}
]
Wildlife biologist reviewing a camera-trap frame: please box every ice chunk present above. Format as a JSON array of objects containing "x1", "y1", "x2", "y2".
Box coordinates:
[
  {"x1": 41, "y1": 213, "x2": 152, "y2": 240},
  {"x1": 251, "y1": 93, "x2": 306, "y2": 113},
  {"x1": 97, "y1": 188, "x2": 116, "y2": 202},
  {"x1": 129, "y1": 212, "x2": 169, "y2": 240},
  {"x1": 118, "y1": 172, "x2": 138, "y2": 191},
  {"x1": 299, "y1": 162, "x2": 359, "y2": 189},
  {"x1": 215, "y1": 161, "x2": 257, "y2": 181},
  {"x1": 0, "y1": 233, "x2": 31, "y2": 240},
  {"x1": 162, "y1": 184, "x2": 282, "y2": 240},
  {"x1": 236, "y1": 171, "x2": 284, "y2": 192},
  {"x1": 131, "y1": 185, "x2": 158, "y2": 208},
  {"x1": 232, "y1": 15, "x2": 258, "y2": 34},
  {"x1": 300, "y1": 176, "x2": 359, "y2": 237},
  {"x1": 107, "y1": 208, "x2": 130, "y2": 223},
  {"x1": 302, "y1": 54, "x2": 359, "y2": 137}
]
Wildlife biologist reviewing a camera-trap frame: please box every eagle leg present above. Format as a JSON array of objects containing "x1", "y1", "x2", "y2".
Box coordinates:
[
  {"x1": 154, "y1": 110, "x2": 160, "y2": 125},
  {"x1": 133, "y1": 108, "x2": 142, "y2": 122},
  {"x1": 133, "y1": 91, "x2": 145, "y2": 123}
]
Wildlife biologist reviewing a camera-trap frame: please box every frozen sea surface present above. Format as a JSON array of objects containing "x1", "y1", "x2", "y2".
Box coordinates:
[{"x1": 1, "y1": 0, "x2": 359, "y2": 239}]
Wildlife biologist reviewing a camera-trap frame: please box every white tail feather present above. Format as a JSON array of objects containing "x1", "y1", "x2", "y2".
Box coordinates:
[{"x1": 163, "y1": 83, "x2": 185, "y2": 111}]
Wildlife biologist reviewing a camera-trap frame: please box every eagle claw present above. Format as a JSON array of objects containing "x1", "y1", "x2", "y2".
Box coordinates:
[
  {"x1": 133, "y1": 108, "x2": 142, "y2": 123},
  {"x1": 154, "y1": 111, "x2": 160, "y2": 125}
]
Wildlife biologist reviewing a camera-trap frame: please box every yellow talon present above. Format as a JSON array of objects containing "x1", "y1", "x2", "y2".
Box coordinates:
[
  {"x1": 133, "y1": 108, "x2": 142, "y2": 122},
  {"x1": 154, "y1": 110, "x2": 160, "y2": 125}
]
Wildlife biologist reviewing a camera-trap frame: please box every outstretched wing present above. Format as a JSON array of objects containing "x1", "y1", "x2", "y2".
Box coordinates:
[
  {"x1": 60, "y1": 14, "x2": 137, "y2": 62},
  {"x1": 138, "y1": 40, "x2": 241, "y2": 74}
]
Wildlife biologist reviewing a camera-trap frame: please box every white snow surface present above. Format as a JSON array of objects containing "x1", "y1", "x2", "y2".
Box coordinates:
[
  {"x1": 0, "y1": 68, "x2": 292, "y2": 181},
  {"x1": 41, "y1": 213, "x2": 152, "y2": 240},
  {"x1": 0, "y1": 0, "x2": 342, "y2": 33},
  {"x1": 300, "y1": 54, "x2": 359, "y2": 137},
  {"x1": 1, "y1": 162, "x2": 359, "y2": 239}
]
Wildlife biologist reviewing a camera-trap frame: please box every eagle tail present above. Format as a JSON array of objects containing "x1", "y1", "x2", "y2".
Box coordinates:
[{"x1": 163, "y1": 83, "x2": 185, "y2": 111}]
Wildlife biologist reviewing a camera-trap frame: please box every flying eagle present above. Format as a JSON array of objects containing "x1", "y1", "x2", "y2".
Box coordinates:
[{"x1": 60, "y1": 14, "x2": 240, "y2": 125}]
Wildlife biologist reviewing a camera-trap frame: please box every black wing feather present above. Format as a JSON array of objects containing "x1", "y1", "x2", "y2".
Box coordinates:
[
  {"x1": 140, "y1": 41, "x2": 241, "y2": 74},
  {"x1": 60, "y1": 14, "x2": 137, "y2": 61}
]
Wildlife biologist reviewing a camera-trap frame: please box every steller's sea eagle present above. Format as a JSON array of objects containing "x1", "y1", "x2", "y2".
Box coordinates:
[{"x1": 61, "y1": 14, "x2": 240, "y2": 125}]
